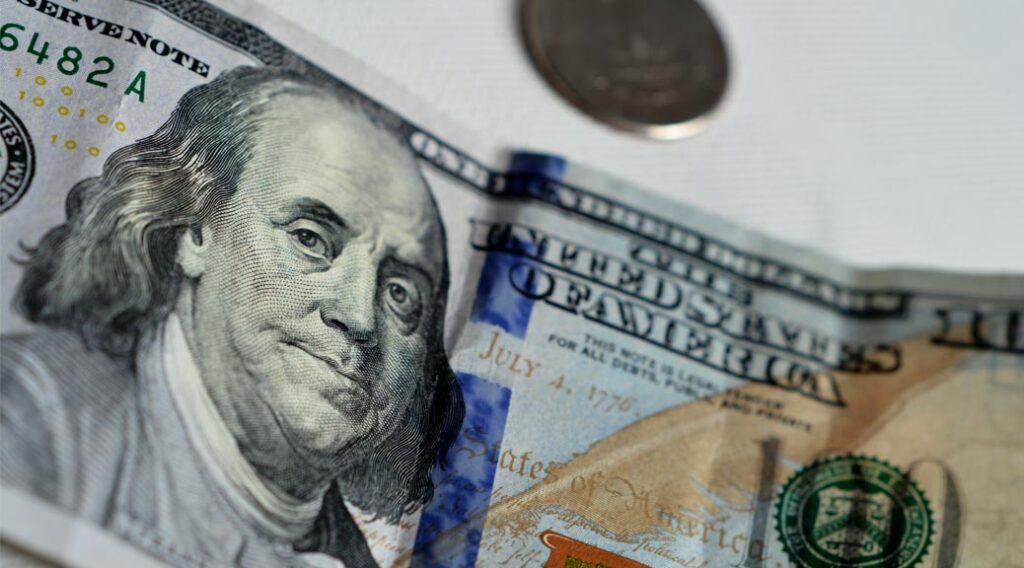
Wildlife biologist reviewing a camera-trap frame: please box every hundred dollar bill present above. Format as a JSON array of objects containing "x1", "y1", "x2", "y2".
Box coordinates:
[{"x1": 0, "y1": 1, "x2": 1021, "y2": 568}]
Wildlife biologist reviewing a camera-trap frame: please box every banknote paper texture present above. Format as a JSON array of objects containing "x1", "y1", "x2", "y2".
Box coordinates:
[{"x1": 0, "y1": 1, "x2": 1022, "y2": 567}]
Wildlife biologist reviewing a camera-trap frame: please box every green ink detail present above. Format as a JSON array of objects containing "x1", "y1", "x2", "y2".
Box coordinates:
[
  {"x1": 775, "y1": 454, "x2": 933, "y2": 568},
  {"x1": 27, "y1": 32, "x2": 50, "y2": 64},
  {"x1": 57, "y1": 45, "x2": 82, "y2": 76},
  {"x1": 125, "y1": 70, "x2": 147, "y2": 103}
]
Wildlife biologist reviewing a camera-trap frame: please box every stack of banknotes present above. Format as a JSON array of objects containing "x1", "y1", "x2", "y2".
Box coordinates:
[{"x1": 0, "y1": 1, "x2": 1021, "y2": 567}]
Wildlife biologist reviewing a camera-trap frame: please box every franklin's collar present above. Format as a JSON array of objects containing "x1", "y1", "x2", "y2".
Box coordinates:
[{"x1": 138, "y1": 313, "x2": 327, "y2": 542}]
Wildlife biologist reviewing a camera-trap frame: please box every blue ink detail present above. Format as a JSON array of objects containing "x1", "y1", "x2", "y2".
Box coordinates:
[
  {"x1": 469, "y1": 252, "x2": 536, "y2": 338},
  {"x1": 502, "y1": 152, "x2": 568, "y2": 199},
  {"x1": 412, "y1": 373, "x2": 512, "y2": 568},
  {"x1": 510, "y1": 151, "x2": 567, "y2": 180},
  {"x1": 469, "y1": 152, "x2": 567, "y2": 338}
]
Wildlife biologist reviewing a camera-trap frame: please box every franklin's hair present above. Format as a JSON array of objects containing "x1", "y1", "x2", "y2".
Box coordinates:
[{"x1": 16, "y1": 66, "x2": 463, "y2": 523}]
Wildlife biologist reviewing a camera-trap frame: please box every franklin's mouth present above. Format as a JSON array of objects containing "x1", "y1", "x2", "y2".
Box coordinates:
[{"x1": 282, "y1": 340, "x2": 369, "y2": 393}]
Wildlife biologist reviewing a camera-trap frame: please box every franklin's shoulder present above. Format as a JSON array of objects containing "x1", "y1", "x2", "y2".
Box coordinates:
[
  {"x1": 1, "y1": 328, "x2": 138, "y2": 507},
  {"x1": 1, "y1": 328, "x2": 136, "y2": 400}
]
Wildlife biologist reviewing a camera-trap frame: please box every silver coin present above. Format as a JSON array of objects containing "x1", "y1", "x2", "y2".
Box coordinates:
[{"x1": 522, "y1": 0, "x2": 729, "y2": 139}]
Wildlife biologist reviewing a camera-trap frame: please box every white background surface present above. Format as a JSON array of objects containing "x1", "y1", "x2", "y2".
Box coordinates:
[{"x1": 254, "y1": 0, "x2": 1024, "y2": 274}]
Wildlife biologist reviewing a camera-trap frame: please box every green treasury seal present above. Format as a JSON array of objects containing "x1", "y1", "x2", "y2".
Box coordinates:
[{"x1": 775, "y1": 455, "x2": 933, "y2": 568}]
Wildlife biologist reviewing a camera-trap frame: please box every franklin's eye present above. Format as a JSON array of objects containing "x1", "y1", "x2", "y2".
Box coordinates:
[
  {"x1": 290, "y1": 228, "x2": 331, "y2": 259},
  {"x1": 389, "y1": 283, "x2": 407, "y2": 303},
  {"x1": 383, "y1": 277, "x2": 422, "y2": 324}
]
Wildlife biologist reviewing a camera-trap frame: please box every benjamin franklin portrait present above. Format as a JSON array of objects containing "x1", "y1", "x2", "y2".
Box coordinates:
[{"x1": 0, "y1": 66, "x2": 464, "y2": 568}]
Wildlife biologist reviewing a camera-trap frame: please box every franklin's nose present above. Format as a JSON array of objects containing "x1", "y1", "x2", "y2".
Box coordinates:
[{"x1": 319, "y1": 246, "x2": 378, "y2": 346}]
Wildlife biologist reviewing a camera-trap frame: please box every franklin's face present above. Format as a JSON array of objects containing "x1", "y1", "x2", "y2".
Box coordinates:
[{"x1": 179, "y1": 92, "x2": 445, "y2": 493}]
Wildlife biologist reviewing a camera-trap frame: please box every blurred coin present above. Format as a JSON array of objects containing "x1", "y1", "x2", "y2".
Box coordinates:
[{"x1": 522, "y1": 0, "x2": 729, "y2": 139}]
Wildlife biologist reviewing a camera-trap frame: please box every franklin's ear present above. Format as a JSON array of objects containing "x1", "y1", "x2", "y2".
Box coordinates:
[{"x1": 177, "y1": 225, "x2": 210, "y2": 278}]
